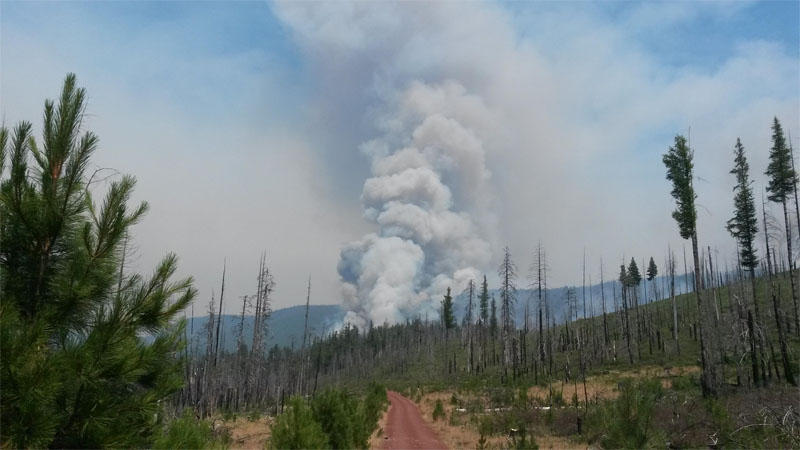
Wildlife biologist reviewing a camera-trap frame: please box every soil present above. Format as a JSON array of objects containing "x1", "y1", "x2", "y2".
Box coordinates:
[{"x1": 380, "y1": 391, "x2": 447, "y2": 449}]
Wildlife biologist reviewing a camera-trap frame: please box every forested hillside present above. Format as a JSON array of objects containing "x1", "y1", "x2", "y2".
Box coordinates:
[{"x1": 189, "y1": 274, "x2": 696, "y2": 355}]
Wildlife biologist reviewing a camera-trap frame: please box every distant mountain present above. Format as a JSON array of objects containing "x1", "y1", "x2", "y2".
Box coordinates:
[
  {"x1": 451, "y1": 272, "x2": 693, "y2": 328},
  {"x1": 189, "y1": 273, "x2": 693, "y2": 351},
  {"x1": 187, "y1": 304, "x2": 345, "y2": 353}
]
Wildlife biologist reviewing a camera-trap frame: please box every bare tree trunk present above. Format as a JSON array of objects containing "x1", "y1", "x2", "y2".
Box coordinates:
[
  {"x1": 781, "y1": 200, "x2": 800, "y2": 335},
  {"x1": 770, "y1": 279, "x2": 797, "y2": 385},
  {"x1": 214, "y1": 260, "x2": 226, "y2": 367},
  {"x1": 764, "y1": 195, "x2": 774, "y2": 277},
  {"x1": 600, "y1": 260, "x2": 609, "y2": 347},
  {"x1": 692, "y1": 232, "x2": 719, "y2": 397},
  {"x1": 669, "y1": 249, "x2": 680, "y2": 354}
]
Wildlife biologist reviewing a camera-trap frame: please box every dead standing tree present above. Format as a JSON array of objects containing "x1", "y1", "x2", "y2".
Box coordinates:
[{"x1": 499, "y1": 246, "x2": 518, "y2": 378}]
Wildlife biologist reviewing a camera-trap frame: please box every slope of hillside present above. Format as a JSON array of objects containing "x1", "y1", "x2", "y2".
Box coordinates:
[
  {"x1": 190, "y1": 273, "x2": 693, "y2": 351},
  {"x1": 187, "y1": 304, "x2": 345, "y2": 352}
]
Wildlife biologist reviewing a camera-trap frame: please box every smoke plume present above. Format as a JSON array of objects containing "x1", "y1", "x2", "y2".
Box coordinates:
[{"x1": 338, "y1": 82, "x2": 495, "y2": 328}]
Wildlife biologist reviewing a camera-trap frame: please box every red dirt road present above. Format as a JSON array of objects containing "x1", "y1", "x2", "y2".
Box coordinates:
[{"x1": 380, "y1": 391, "x2": 447, "y2": 450}]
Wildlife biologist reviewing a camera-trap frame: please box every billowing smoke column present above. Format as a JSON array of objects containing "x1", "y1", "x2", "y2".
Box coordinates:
[{"x1": 338, "y1": 81, "x2": 494, "y2": 328}]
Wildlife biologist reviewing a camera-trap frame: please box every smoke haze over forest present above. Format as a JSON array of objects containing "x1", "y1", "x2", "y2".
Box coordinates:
[{"x1": 2, "y1": 1, "x2": 798, "y2": 323}]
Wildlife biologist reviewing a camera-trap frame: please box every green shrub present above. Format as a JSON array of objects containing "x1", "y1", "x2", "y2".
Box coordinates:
[
  {"x1": 153, "y1": 409, "x2": 212, "y2": 450},
  {"x1": 450, "y1": 392, "x2": 461, "y2": 405},
  {"x1": 509, "y1": 427, "x2": 538, "y2": 450},
  {"x1": 550, "y1": 389, "x2": 565, "y2": 407},
  {"x1": 246, "y1": 410, "x2": 262, "y2": 422},
  {"x1": 221, "y1": 409, "x2": 237, "y2": 422},
  {"x1": 706, "y1": 398, "x2": 734, "y2": 446},
  {"x1": 466, "y1": 397, "x2": 484, "y2": 414},
  {"x1": 363, "y1": 382, "x2": 389, "y2": 427},
  {"x1": 433, "y1": 399, "x2": 446, "y2": 421},
  {"x1": 671, "y1": 374, "x2": 699, "y2": 393},
  {"x1": 489, "y1": 387, "x2": 515, "y2": 407},
  {"x1": 269, "y1": 397, "x2": 328, "y2": 450},
  {"x1": 516, "y1": 386, "x2": 529, "y2": 408},
  {"x1": 311, "y1": 389, "x2": 366, "y2": 449},
  {"x1": 601, "y1": 378, "x2": 664, "y2": 449}
]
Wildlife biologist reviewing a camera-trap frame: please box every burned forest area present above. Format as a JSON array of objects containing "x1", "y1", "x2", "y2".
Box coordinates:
[{"x1": 2, "y1": 2, "x2": 799, "y2": 449}]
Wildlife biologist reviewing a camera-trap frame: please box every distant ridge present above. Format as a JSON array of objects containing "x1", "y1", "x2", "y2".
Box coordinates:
[{"x1": 188, "y1": 273, "x2": 692, "y2": 351}]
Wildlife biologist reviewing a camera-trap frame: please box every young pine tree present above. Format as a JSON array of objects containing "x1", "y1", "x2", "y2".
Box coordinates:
[
  {"x1": 0, "y1": 74, "x2": 196, "y2": 447},
  {"x1": 663, "y1": 134, "x2": 719, "y2": 397}
]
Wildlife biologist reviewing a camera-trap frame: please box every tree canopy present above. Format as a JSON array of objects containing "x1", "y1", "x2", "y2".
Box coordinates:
[
  {"x1": 662, "y1": 135, "x2": 697, "y2": 240},
  {"x1": 441, "y1": 287, "x2": 455, "y2": 330},
  {"x1": 765, "y1": 118, "x2": 795, "y2": 203},
  {"x1": 627, "y1": 258, "x2": 642, "y2": 287},
  {"x1": 727, "y1": 138, "x2": 759, "y2": 271},
  {"x1": 0, "y1": 74, "x2": 195, "y2": 448},
  {"x1": 646, "y1": 257, "x2": 658, "y2": 281}
]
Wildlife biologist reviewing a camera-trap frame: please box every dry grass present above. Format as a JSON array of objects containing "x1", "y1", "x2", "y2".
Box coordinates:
[
  {"x1": 416, "y1": 391, "x2": 502, "y2": 449},
  {"x1": 369, "y1": 403, "x2": 391, "y2": 449},
  {"x1": 220, "y1": 415, "x2": 272, "y2": 449},
  {"x1": 414, "y1": 391, "x2": 582, "y2": 449},
  {"x1": 528, "y1": 365, "x2": 701, "y2": 403}
]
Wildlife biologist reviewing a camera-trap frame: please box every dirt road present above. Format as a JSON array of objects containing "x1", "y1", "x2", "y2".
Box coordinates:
[{"x1": 380, "y1": 391, "x2": 447, "y2": 450}]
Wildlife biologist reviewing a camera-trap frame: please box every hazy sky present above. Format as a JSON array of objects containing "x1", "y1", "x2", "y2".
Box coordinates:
[{"x1": 1, "y1": 1, "x2": 798, "y2": 317}]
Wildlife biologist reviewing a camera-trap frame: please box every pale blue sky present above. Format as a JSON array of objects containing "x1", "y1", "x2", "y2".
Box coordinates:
[{"x1": 1, "y1": 1, "x2": 798, "y2": 315}]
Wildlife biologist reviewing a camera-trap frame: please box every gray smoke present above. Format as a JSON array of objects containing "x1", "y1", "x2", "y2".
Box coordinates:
[{"x1": 338, "y1": 82, "x2": 494, "y2": 328}]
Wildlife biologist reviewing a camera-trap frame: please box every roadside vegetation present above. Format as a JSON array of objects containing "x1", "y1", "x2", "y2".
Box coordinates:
[{"x1": 269, "y1": 383, "x2": 388, "y2": 449}]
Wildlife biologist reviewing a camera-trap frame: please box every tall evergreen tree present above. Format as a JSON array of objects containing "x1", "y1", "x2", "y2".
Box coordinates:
[
  {"x1": 726, "y1": 138, "x2": 765, "y2": 386},
  {"x1": 646, "y1": 257, "x2": 658, "y2": 282},
  {"x1": 726, "y1": 139, "x2": 760, "y2": 316},
  {"x1": 765, "y1": 117, "x2": 800, "y2": 336},
  {"x1": 441, "y1": 287, "x2": 455, "y2": 330},
  {"x1": 663, "y1": 133, "x2": 719, "y2": 397},
  {"x1": 627, "y1": 258, "x2": 642, "y2": 286},
  {"x1": 0, "y1": 74, "x2": 196, "y2": 447},
  {"x1": 627, "y1": 257, "x2": 643, "y2": 347}
]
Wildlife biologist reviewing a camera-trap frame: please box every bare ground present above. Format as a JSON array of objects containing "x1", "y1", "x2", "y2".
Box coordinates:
[{"x1": 220, "y1": 415, "x2": 272, "y2": 449}]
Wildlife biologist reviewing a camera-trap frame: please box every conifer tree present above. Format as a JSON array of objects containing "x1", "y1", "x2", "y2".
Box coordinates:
[
  {"x1": 765, "y1": 117, "x2": 800, "y2": 336},
  {"x1": 441, "y1": 287, "x2": 455, "y2": 330},
  {"x1": 646, "y1": 257, "x2": 658, "y2": 282},
  {"x1": 0, "y1": 74, "x2": 196, "y2": 447},
  {"x1": 627, "y1": 257, "x2": 643, "y2": 346},
  {"x1": 726, "y1": 138, "x2": 766, "y2": 386},
  {"x1": 726, "y1": 139, "x2": 760, "y2": 317},
  {"x1": 663, "y1": 133, "x2": 719, "y2": 396},
  {"x1": 627, "y1": 258, "x2": 642, "y2": 286}
]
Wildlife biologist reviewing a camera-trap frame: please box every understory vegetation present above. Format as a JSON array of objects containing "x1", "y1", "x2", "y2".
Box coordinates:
[{"x1": 269, "y1": 383, "x2": 388, "y2": 449}]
